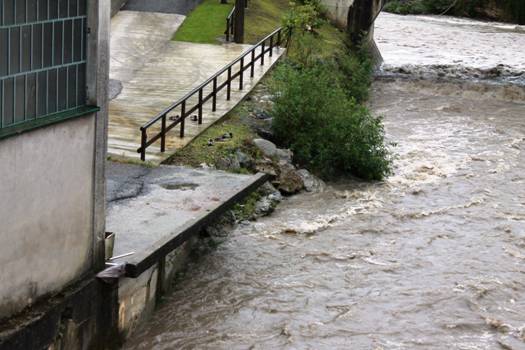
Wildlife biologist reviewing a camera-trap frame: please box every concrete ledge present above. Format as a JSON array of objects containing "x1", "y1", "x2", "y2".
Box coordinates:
[{"x1": 124, "y1": 172, "x2": 269, "y2": 277}]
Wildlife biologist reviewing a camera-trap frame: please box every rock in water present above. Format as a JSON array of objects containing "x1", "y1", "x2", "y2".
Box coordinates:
[{"x1": 297, "y1": 169, "x2": 325, "y2": 192}]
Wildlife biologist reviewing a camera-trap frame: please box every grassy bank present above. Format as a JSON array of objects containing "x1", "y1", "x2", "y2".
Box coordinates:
[
  {"x1": 174, "y1": 0, "x2": 291, "y2": 44},
  {"x1": 167, "y1": 1, "x2": 393, "y2": 181},
  {"x1": 167, "y1": 102, "x2": 258, "y2": 171}
]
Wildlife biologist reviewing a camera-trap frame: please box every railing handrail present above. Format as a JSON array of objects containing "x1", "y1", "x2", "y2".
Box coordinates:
[
  {"x1": 140, "y1": 27, "x2": 283, "y2": 131},
  {"x1": 227, "y1": 6, "x2": 235, "y2": 21}
]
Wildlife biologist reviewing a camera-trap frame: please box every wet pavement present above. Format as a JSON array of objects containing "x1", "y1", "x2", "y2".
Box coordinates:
[
  {"x1": 109, "y1": 11, "x2": 284, "y2": 162},
  {"x1": 122, "y1": 13, "x2": 525, "y2": 350},
  {"x1": 106, "y1": 161, "x2": 267, "y2": 260}
]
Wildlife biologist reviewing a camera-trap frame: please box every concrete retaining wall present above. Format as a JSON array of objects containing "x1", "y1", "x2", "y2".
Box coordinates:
[
  {"x1": 117, "y1": 238, "x2": 197, "y2": 338},
  {"x1": 321, "y1": 0, "x2": 355, "y2": 29}
]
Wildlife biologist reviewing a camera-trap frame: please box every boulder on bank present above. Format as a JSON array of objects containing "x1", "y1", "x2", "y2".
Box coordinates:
[
  {"x1": 275, "y1": 161, "x2": 304, "y2": 195},
  {"x1": 253, "y1": 138, "x2": 293, "y2": 163},
  {"x1": 254, "y1": 182, "x2": 283, "y2": 217},
  {"x1": 253, "y1": 138, "x2": 278, "y2": 158}
]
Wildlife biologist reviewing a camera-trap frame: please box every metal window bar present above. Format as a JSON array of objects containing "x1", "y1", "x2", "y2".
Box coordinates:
[{"x1": 0, "y1": 0, "x2": 88, "y2": 130}]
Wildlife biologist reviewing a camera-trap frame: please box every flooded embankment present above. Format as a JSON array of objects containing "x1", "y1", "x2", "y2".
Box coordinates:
[{"x1": 123, "y1": 13, "x2": 525, "y2": 350}]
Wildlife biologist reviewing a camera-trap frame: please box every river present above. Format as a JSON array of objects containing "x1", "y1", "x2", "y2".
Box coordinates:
[{"x1": 124, "y1": 13, "x2": 525, "y2": 350}]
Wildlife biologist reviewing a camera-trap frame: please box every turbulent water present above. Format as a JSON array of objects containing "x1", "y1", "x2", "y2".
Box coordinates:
[{"x1": 124, "y1": 13, "x2": 525, "y2": 350}]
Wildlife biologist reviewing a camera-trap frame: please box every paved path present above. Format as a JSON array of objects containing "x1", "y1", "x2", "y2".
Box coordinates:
[
  {"x1": 109, "y1": 10, "x2": 283, "y2": 163},
  {"x1": 123, "y1": 0, "x2": 202, "y2": 15}
]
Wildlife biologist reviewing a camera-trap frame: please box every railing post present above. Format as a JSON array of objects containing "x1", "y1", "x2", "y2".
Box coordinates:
[
  {"x1": 180, "y1": 101, "x2": 186, "y2": 138},
  {"x1": 212, "y1": 77, "x2": 217, "y2": 112},
  {"x1": 261, "y1": 41, "x2": 265, "y2": 65},
  {"x1": 239, "y1": 57, "x2": 244, "y2": 90},
  {"x1": 277, "y1": 29, "x2": 281, "y2": 49},
  {"x1": 161, "y1": 114, "x2": 166, "y2": 152},
  {"x1": 269, "y1": 36, "x2": 273, "y2": 57},
  {"x1": 226, "y1": 18, "x2": 230, "y2": 42},
  {"x1": 227, "y1": 67, "x2": 232, "y2": 100},
  {"x1": 198, "y1": 88, "x2": 203, "y2": 124},
  {"x1": 250, "y1": 50, "x2": 255, "y2": 77},
  {"x1": 140, "y1": 129, "x2": 147, "y2": 161}
]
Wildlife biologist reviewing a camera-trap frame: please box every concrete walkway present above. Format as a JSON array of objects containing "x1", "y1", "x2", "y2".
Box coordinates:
[{"x1": 109, "y1": 11, "x2": 284, "y2": 163}]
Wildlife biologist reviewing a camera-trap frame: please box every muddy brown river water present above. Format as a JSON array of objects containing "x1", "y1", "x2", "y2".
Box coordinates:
[{"x1": 124, "y1": 13, "x2": 525, "y2": 350}]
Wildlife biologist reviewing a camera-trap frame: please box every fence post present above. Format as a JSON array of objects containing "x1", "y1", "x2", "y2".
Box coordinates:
[
  {"x1": 277, "y1": 29, "x2": 281, "y2": 49},
  {"x1": 198, "y1": 88, "x2": 203, "y2": 124},
  {"x1": 226, "y1": 18, "x2": 230, "y2": 41},
  {"x1": 180, "y1": 101, "x2": 186, "y2": 138},
  {"x1": 212, "y1": 77, "x2": 217, "y2": 112},
  {"x1": 269, "y1": 36, "x2": 273, "y2": 57},
  {"x1": 261, "y1": 41, "x2": 265, "y2": 65},
  {"x1": 239, "y1": 57, "x2": 244, "y2": 90},
  {"x1": 251, "y1": 50, "x2": 255, "y2": 77},
  {"x1": 234, "y1": 0, "x2": 245, "y2": 43},
  {"x1": 161, "y1": 114, "x2": 166, "y2": 152},
  {"x1": 140, "y1": 129, "x2": 147, "y2": 161},
  {"x1": 227, "y1": 67, "x2": 232, "y2": 100}
]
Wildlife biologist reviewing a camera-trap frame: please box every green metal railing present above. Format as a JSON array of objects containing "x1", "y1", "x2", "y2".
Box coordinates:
[{"x1": 0, "y1": 0, "x2": 88, "y2": 131}]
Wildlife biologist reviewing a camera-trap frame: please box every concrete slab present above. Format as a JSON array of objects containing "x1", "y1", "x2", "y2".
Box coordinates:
[
  {"x1": 109, "y1": 11, "x2": 285, "y2": 163},
  {"x1": 106, "y1": 162, "x2": 268, "y2": 276}
]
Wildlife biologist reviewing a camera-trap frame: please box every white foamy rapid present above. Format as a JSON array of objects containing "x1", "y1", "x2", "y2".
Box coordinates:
[{"x1": 375, "y1": 12, "x2": 525, "y2": 84}]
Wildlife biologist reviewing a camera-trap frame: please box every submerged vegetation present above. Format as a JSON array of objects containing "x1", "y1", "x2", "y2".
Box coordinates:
[{"x1": 383, "y1": 0, "x2": 525, "y2": 24}]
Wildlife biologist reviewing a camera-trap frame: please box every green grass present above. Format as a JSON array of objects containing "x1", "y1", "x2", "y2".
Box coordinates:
[
  {"x1": 173, "y1": 0, "x2": 234, "y2": 44},
  {"x1": 173, "y1": 0, "x2": 290, "y2": 45},
  {"x1": 244, "y1": 0, "x2": 290, "y2": 43}
]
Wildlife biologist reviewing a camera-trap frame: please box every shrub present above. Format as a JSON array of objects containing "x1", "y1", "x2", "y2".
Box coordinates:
[
  {"x1": 336, "y1": 49, "x2": 374, "y2": 104},
  {"x1": 282, "y1": 0, "x2": 324, "y2": 38},
  {"x1": 270, "y1": 62, "x2": 393, "y2": 180}
]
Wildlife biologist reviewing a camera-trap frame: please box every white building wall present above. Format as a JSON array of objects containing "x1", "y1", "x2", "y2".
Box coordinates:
[{"x1": 0, "y1": 115, "x2": 97, "y2": 319}]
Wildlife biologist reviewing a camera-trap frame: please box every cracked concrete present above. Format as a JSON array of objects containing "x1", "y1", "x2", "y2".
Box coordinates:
[{"x1": 106, "y1": 162, "x2": 266, "y2": 259}]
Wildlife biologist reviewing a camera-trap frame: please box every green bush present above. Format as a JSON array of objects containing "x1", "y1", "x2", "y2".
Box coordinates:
[
  {"x1": 336, "y1": 49, "x2": 373, "y2": 104},
  {"x1": 270, "y1": 62, "x2": 393, "y2": 180}
]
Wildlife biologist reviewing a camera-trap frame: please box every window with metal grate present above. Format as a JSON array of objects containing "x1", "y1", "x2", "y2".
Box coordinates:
[{"x1": 0, "y1": 0, "x2": 88, "y2": 131}]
